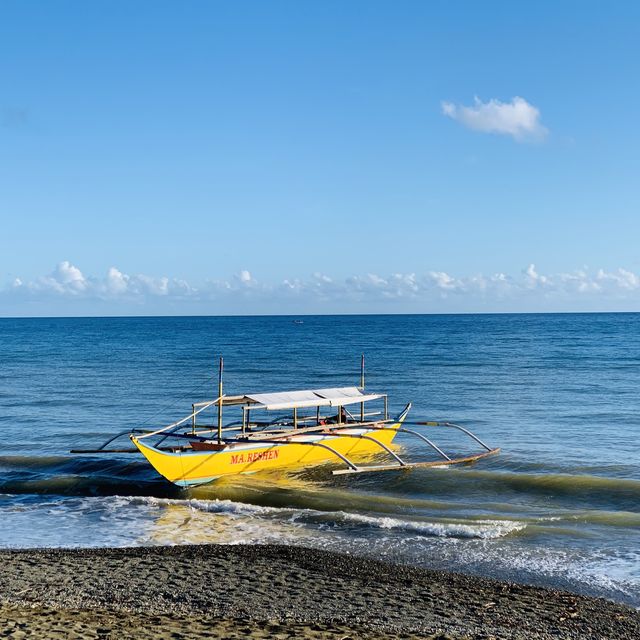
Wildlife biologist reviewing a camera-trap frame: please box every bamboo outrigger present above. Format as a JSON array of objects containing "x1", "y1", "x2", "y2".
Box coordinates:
[{"x1": 71, "y1": 357, "x2": 500, "y2": 487}]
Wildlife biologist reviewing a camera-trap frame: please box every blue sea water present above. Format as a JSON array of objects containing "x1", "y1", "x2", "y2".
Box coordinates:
[{"x1": 0, "y1": 314, "x2": 639, "y2": 606}]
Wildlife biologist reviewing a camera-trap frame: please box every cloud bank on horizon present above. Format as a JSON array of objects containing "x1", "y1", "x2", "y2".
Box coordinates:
[
  {"x1": 3, "y1": 261, "x2": 640, "y2": 316},
  {"x1": 441, "y1": 96, "x2": 548, "y2": 142}
]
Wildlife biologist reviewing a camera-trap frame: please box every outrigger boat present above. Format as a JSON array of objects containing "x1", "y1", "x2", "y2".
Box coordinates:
[{"x1": 72, "y1": 357, "x2": 499, "y2": 487}]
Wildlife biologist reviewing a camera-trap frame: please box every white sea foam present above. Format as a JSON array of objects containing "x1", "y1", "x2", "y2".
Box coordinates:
[
  {"x1": 328, "y1": 511, "x2": 526, "y2": 539},
  {"x1": 109, "y1": 495, "x2": 526, "y2": 540},
  {"x1": 428, "y1": 539, "x2": 640, "y2": 603},
  {"x1": 0, "y1": 494, "x2": 638, "y2": 606}
]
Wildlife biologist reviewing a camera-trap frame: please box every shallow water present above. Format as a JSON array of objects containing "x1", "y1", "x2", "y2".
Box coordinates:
[{"x1": 0, "y1": 314, "x2": 639, "y2": 606}]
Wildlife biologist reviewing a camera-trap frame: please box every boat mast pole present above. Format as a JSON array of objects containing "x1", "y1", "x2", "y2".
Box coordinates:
[
  {"x1": 217, "y1": 356, "x2": 224, "y2": 443},
  {"x1": 360, "y1": 353, "x2": 365, "y2": 423}
]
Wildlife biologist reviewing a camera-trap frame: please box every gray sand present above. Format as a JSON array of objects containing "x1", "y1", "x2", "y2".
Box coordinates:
[{"x1": 0, "y1": 544, "x2": 638, "y2": 639}]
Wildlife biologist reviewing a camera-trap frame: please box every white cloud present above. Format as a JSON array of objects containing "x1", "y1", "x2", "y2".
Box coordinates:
[
  {"x1": 24, "y1": 261, "x2": 89, "y2": 295},
  {"x1": 106, "y1": 267, "x2": 129, "y2": 295},
  {"x1": 11, "y1": 261, "x2": 195, "y2": 300},
  {"x1": 524, "y1": 263, "x2": 549, "y2": 288},
  {"x1": 442, "y1": 96, "x2": 548, "y2": 142},
  {"x1": 427, "y1": 271, "x2": 458, "y2": 290},
  {"x1": 5, "y1": 262, "x2": 640, "y2": 314},
  {"x1": 596, "y1": 268, "x2": 640, "y2": 290}
]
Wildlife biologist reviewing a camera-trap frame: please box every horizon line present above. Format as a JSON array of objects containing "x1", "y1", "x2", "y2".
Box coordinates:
[{"x1": 2, "y1": 309, "x2": 640, "y2": 320}]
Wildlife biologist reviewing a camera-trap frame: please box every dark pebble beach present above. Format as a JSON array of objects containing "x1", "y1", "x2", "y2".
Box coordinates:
[{"x1": 0, "y1": 544, "x2": 638, "y2": 639}]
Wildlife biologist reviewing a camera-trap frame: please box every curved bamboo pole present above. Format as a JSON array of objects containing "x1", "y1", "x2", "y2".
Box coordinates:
[
  {"x1": 72, "y1": 428, "x2": 153, "y2": 453},
  {"x1": 329, "y1": 431, "x2": 406, "y2": 466},
  {"x1": 233, "y1": 438, "x2": 360, "y2": 471},
  {"x1": 136, "y1": 396, "x2": 225, "y2": 440},
  {"x1": 409, "y1": 421, "x2": 493, "y2": 452},
  {"x1": 364, "y1": 425, "x2": 452, "y2": 461}
]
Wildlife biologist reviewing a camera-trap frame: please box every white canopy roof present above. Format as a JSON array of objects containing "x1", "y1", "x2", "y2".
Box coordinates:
[{"x1": 244, "y1": 386, "x2": 383, "y2": 411}]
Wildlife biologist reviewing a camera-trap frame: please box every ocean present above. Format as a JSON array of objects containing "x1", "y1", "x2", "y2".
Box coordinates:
[{"x1": 1, "y1": 314, "x2": 639, "y2": 606}]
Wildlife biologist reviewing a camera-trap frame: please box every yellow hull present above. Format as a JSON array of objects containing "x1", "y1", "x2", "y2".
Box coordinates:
[{"x1": 131, "y1": 424, "x2": 402, "y2": 487}]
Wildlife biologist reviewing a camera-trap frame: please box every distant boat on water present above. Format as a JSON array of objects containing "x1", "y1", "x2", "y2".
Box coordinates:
[{"x1": 292, "y1": 319, "x2": 304, "y2": 324}]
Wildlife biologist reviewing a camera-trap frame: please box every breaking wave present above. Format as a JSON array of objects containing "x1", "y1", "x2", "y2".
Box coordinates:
[{"x1": 119, "y1": 495, "x2": 526, "y2": 540}]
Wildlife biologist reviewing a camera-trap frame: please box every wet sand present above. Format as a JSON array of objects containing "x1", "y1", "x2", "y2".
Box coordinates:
[{"x1": 0, "y1": 544, "x2": 638, "y2": 639}]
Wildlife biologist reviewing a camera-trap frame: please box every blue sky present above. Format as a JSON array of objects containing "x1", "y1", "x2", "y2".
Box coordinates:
[{"x1": 2, "y1": 1, "x2": 640, "y2": 315}]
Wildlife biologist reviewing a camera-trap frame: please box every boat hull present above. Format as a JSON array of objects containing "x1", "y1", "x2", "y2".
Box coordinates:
[{"x1": 131, "y1": 424, "x2": 401, "y2": 487}]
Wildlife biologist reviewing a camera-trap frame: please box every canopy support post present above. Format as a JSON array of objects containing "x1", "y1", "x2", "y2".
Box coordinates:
[
  {"x1": 217, "y1": 357, "x2": 224, "y2": 444},
  {"x1": 360, "y1": 353, "x2": 365, "y2": 423}
]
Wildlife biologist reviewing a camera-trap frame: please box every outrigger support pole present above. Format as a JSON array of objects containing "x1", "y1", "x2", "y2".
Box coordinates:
[
  {"x1": 364, "y1": 425, "x2": 452, "y2": 461},
  {"x1": 241, "y1": 438, "x2": 360, "y2": 471},
  {"x1": 409, "y1": 421, "x2": 493, "y2": 452},
  {"x1": 70, "y1": 428, "x2": 153, "y2": 453},
  {"x1": 330, "y1": 431, "x2": 406, "y2": 466}
]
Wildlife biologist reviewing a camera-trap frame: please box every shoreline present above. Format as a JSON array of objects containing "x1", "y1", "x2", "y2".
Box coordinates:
[{"x1": 0, "y1": 544, "x2": 638, "y2": 639}]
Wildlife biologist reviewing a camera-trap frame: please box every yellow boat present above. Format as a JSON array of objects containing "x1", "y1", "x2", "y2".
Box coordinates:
[{"x1": 72, "y1": 357, "x2": 499, "y2": 487}]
